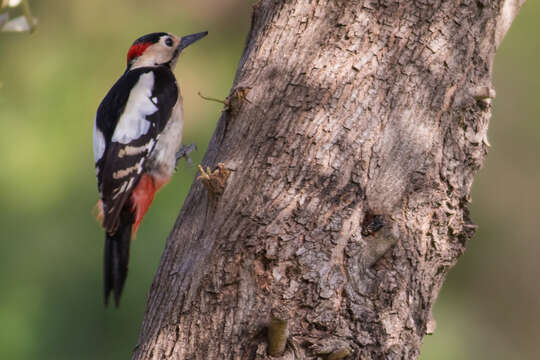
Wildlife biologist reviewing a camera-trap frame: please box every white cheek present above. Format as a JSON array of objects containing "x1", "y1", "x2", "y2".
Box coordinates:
[
  {"x1": 93, "y1": 120, "x2": 106, "y2": 162},
  {"x1": 112, "y1": 72, "x2": 158, "y2": 144}
]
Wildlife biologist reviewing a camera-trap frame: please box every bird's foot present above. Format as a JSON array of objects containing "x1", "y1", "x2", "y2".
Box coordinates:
[{"x1": 175, "y1": 143, "x2": 197, "y2": 169}]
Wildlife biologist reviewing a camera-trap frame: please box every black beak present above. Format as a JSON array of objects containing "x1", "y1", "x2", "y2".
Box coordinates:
[{"x1": 178, "y1": 31, "x2": 208, "y2": 51}]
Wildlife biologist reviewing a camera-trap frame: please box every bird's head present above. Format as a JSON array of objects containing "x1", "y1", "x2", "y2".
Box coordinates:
[{"x1": 126, "y1": 31, "x2": 207, "y2": 70}]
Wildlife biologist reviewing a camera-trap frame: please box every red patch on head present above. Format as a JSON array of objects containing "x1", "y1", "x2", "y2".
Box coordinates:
[{"x1": 127, "y1": 42, "x2": 152, "y2": 64}]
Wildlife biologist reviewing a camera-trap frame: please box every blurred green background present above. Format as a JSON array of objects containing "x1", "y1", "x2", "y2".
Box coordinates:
[{"x1": 0, "y1": 1, "x2": 537, "y2": 359}]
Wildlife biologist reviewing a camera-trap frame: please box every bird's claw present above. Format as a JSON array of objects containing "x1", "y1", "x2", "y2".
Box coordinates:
[{"x1": 175, "y1": 143, "x2": 197, "y2": 169}]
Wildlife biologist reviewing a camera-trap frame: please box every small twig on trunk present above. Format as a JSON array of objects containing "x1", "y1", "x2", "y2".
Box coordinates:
[
  {"x1": 327, "y1": 347, "x2": 351, "y2": 360},
  {"x1": 268, "y1": 307, "x2": 289, "y2": 357}
]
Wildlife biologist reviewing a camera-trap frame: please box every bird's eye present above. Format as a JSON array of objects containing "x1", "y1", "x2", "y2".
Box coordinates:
[{"x1": 165, "y1": 38, "x2": 173, "y2": 47}]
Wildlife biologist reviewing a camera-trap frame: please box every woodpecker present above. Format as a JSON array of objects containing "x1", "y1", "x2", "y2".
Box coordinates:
[{"x1": 93, "y1": 31, "x2": 207, "y2": 306}]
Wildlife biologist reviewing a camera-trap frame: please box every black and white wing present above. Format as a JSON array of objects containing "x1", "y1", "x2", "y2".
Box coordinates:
[{"x1": 93, "y1": 66, "x2": 178, "y2": 233}]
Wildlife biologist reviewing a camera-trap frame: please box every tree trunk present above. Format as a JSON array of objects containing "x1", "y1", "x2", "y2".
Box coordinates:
[{"x1": 132, "y1": 1, "x2": 524, "y2": 359}]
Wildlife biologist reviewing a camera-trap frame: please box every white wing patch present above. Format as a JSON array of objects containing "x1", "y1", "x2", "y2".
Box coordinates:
[
  {"x1": 112, "y1": 72, "x2": 158, "y2": 144},
  {"x1": 93, "y1": 120, "x2": 106, "y2": 162}
]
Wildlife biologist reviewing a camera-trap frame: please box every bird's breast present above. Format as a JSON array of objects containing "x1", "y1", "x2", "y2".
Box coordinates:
[{"x1": 147, "y1": 95, "x2": 184, "y2": 178}]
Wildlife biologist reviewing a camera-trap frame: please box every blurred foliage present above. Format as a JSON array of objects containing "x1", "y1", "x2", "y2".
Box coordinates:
[
  {"x1": 0, "y1": 1, "x2": 537, "y2": 359},
  {"x1": 0, "y1": 0, "x2": 37, "y2": 33}
]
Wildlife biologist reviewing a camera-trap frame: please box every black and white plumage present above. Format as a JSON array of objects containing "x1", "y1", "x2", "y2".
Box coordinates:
[
  {"x1": 93, "y1": 31, "x2": 207, "y2": 306},
  {"x1": 95, "y1": 66, "x2": 178, "y2": 231}
]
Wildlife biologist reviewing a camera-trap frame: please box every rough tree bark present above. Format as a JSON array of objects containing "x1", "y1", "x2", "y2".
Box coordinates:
[{"x1": 132, "y1": 1, "x2": 524, "y2": 359}]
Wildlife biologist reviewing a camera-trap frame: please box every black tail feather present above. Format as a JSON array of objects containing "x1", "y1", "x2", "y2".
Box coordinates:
[{"x1": 104, "y1": 208, "x2": 133, "y2": 307}]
